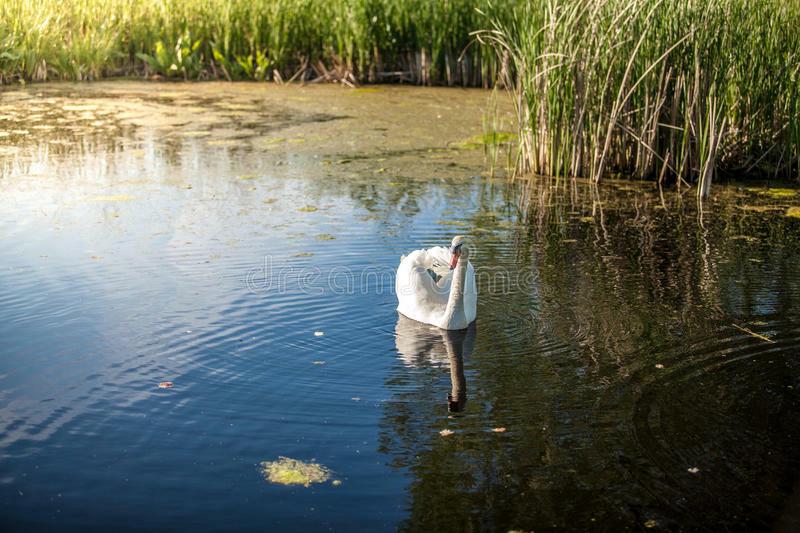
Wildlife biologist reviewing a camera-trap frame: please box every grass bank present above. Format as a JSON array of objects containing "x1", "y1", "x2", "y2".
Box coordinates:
[
  {"x1": 2, "y1": 0, "x2": 798, "y2": 189},
  {"x1": 0, "y1": 0, "x2": 512, "y2": 86},
  {"x1": 479, "y1": 0, "x2": 800, "y2": 191}
]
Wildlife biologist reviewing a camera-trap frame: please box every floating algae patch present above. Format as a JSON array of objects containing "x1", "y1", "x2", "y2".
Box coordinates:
[
  {"x1": 315, "y1": 233, "x2": 336, "y2": 241},
  {"x1": 298, "y1": 205, "x2": 318, "y2": 212},
  {"x1": 736, "y1": 205, "x2": 784, "y2": 213},
  {"x1": 746, "y1": 187, "x2": 798, "y2": 199},
  {"x1": 62, "y1": 104, "x2": 99, "y2": 112},
  {"x1": 452, "y1": 132, "x2": 516, "y2": 150},
  {"x1": 260, "y1": 457, "x2": 332, "y2": 487},
  {"x1": 207, "y1": 139, "x2": 242, "y2": 147},
  {"x1": 258, "y1": 137, "x2": 287, "y2": 146},
  {"x1": 347, "y1": 87, "x2": 382, "y2": 94},
  {"x1": 787, "y1": 207, "x2": 800, "y2": 219},
  {"x1": 216, "y1": 103, "x2": 259, "y2": 111},
  {"x1": 87, "y1": 194, "x2": 136, "y2": 202},
  {"x1": 183, "y1": 130, "x2": 212, "y2": 138}
]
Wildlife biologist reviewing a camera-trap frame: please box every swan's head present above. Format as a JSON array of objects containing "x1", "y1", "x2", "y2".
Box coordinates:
[{"x1": 449, "y1": 235, "x2": 469, "y2": 269}]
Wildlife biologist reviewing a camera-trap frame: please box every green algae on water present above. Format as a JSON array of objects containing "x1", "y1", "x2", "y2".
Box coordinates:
[
  {"x1": 260, "y1": 137, "x2": 286, "y2": 146},
  {"x1": 746, "y1": 187, "x2": 798, "y2": 199},
  {"x1": 737, "y1": 205, "x2": 784, "y2": 213},
  {"x1": 260, "y1": 457, "x2": 332, "y2": 487},
  {"x1": 87, "y1": 194, "x2": 136, "y2": 202},
  {"x1": 452, "y1": 132, "x2": 515, "y2": 150}
]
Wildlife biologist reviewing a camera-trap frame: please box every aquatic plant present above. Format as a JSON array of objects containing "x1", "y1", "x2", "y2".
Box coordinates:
[
  {"x1": 0, "y1": 0, "x2": 512, "y2": 86},
  {"x1": 136, "y1": 32, "x2": 203, "y2": 79},
  {"x1": 3, "y1": 0, "x2": 796, "y2": 190},
  {"x1": 259, "y1": 457, "x2": 332, "y2": 486},
  {"x1": 478, "y1": 0, "x2": 800, "y2": 192}
]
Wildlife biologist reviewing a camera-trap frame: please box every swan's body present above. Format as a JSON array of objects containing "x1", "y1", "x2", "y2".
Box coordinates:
[{"x1": 395, "y1": 236, "x2": 477, "y2": 330}]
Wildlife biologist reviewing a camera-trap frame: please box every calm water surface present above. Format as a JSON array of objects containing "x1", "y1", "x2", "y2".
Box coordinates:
[{"x1": 1, "y1": 82, "x2": 800, "y2": 531}]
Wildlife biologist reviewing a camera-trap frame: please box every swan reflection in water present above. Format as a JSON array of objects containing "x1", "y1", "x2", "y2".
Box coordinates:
[{"x1": 394, "y1": 315, "x2": 475, "y2": 412}]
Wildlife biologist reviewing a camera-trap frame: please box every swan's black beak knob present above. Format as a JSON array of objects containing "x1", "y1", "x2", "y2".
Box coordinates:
[{"x1": 448, "y1": 243, "x2": 462, "y2": 270}]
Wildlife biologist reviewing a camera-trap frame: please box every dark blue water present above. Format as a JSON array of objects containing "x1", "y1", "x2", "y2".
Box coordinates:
[{"x1": 2, "y1": 83, "x2": 800, "y2": 531}]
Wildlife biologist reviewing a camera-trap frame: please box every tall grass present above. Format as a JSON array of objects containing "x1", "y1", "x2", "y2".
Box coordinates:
[
  {"x1": 3, "y1": 0, "x2": 797, "y2": 188},
  {"x1": 0, "y1": 0, "x2": 513, "y2": 86},
  {"x1": 479, "y1": 0, "x2": 800, "y2": 191}
]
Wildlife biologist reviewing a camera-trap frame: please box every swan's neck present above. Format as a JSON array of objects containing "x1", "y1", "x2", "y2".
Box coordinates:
[{"x1": 442, "y1": 256, "x2": 468, "y2": 328}]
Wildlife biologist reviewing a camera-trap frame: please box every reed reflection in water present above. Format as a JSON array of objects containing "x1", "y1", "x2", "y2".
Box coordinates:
[{"x1": 1, "y1": 82, "x2": 800, "y2": 531}]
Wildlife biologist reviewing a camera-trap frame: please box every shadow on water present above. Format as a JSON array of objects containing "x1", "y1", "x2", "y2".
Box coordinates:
[{"x1": 378, "y1": 178, "x2": 800, "y2": 531}]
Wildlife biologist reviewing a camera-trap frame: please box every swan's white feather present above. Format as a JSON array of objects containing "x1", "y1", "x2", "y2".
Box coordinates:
[{"x1": 395, "y1": 245, "x2": 477, "y2": 330}]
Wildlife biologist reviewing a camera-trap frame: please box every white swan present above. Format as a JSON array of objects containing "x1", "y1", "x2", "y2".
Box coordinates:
[{"x1": 395, "y1": 235, "x2": 477, "y2": 330}]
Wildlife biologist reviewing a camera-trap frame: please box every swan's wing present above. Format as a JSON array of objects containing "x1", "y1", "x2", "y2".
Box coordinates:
[
  {"x1": 396, "y1": 249, "x2": 449, "y2": 303},
  {"x1": 426, "y1": 268, "x2": 442, "y2": 284},
  {"x1": 396, "y1": 247, "x2": 450, "y2": 326},
  {"x1": 397, "y1": 246, "x2": 447, "y2": 268},
  {"x1": 424, "y1": 246, "x2": 451, "y2": 281}
]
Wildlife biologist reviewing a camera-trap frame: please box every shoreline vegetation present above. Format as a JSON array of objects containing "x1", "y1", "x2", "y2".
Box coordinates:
[
  {"x1": 1, "y1": 0, "x2": 798, "y2": 190},
  {"x1": 0, "y1": 0, "x2": 509, "y2": 87},
  {"x1": 479, "y1": 0, "x2": 800, "y2": 192}
]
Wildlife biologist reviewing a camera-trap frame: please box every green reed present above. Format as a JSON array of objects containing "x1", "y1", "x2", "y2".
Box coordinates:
[
  {"x1": 477, "y1": 0, "x2": 800, "y2": 191},
  {"x1": 0, "y1": 0, "x2": 513, "y2": 86},
  {"x1": 3, "y1": 0, "x2": 796, "y2": 188}
]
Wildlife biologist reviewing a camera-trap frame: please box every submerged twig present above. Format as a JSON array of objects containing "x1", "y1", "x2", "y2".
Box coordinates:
[{"x1": 732, "y1": 324, "x2": 775, "y2": 344}]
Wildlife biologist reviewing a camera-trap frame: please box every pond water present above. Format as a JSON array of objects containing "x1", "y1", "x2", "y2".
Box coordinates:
[{"x1": 2, "y1": 81, "x2": 800, "y2": 531}]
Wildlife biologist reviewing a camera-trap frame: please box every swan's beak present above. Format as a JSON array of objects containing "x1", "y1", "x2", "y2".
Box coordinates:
[{"x1": 449, "y1": 248, "x2": 460, "y2": 269}]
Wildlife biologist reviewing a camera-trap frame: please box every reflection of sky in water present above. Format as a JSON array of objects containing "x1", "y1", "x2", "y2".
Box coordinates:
[
  {"x1": 2, "y1": 82, "x2": 800, "y2": 531},
  {"x1": 0, "y1": 82, "x2": 503, "y2": 530}
]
